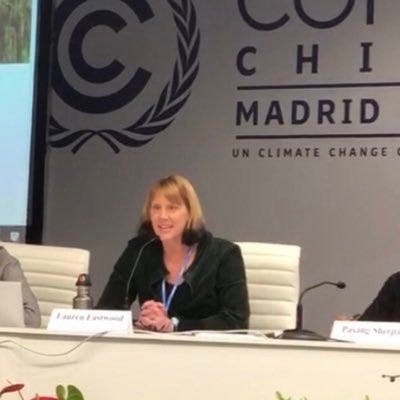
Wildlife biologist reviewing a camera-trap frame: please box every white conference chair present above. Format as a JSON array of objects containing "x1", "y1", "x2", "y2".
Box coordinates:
[
  {"x1": 235, "y1": 242, "x2": 301, "y2": 332},
  {"x1": 1, "y1": 241, "x2": 90, "y2": 328}
]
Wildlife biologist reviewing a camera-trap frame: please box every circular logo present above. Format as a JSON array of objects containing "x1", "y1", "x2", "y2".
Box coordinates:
[{"x1": 49, "y1": 0, "x2": 200, "y2": 153}]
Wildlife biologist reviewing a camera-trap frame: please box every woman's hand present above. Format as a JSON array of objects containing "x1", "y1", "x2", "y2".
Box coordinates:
[
  {"x1": 136, "y1": 300, "x2": 173, "y2": 332},
  {"x1": 334, "y1": 313, "x2": 360, "y2": 321}
]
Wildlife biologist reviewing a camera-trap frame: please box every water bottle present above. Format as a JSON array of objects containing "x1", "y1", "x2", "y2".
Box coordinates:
[{"x1": 73, "y1": 273, "x2": 93, "y2": 309}]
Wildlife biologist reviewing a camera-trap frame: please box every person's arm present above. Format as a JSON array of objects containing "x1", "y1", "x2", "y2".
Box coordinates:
[
  {"x1": 178, "y1": 244, "x2": 250, "y2": 331},
  {"x1": 2, "y1": 256, "x2": 41, "y2": 328},
  {"x1": 359, "y1": 273, "x2": 399, "y2": 321}
]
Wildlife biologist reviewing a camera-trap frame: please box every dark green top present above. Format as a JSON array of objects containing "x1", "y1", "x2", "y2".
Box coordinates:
[
  {"x1": 96, "y1": 232, "x2": 250, "y2": 331},
  {"x1": 359, "y1": 272, "x2": 400, "y2": 322}
]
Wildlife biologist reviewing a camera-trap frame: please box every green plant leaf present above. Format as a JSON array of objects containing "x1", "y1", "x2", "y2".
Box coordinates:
[
  {"x1": 276, "y1": 391, "x2": 290, "y2": 400},
  {"x1": 65, "y1": 385, "x2": 84, "y2": 400},
  {"x1": 56, "y1": 385, "x2": 66, "y2": 400}
]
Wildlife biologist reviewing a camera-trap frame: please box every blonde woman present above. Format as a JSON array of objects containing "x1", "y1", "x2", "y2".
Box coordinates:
[{"x1": 97, "y1": 175, "x2": 249, "y2": 332}]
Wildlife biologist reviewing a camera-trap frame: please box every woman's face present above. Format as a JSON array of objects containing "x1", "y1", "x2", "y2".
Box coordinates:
[{"x1": 149, "y1": 190, "x2": 190, "y2": 244}]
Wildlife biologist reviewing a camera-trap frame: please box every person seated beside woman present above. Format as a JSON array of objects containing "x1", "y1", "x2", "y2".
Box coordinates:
[
  {"x1": 96, "y1": 174, "x2": 250, "y2": 332},
  {"x1": 358, "y1": 272, "x2": 400, "y2": 321},
  {"x1": 0, "y1": 246, "x2": 41, "y2": 327}
]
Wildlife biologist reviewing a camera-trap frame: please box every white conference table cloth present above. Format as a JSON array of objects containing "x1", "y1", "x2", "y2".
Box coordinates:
[{"x1": 0, "y1": 328, "x2": 399, "y2": 400}]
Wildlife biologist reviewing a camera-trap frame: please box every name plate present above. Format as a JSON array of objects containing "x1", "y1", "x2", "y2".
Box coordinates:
[
  {"x1": 47, "y1": 308, "x2": 133, "y2": 334},
  {"x1": 330, "y1": 320, "x2": 400, "y2": 345}
]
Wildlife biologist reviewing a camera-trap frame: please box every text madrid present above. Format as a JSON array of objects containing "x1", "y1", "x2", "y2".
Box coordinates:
[
  {"x1": 231, "y1": 146, "x2": 399, "y2": 159},
  {"x1": 236, "y1": 99, "x2": 378, "y2": 126}
]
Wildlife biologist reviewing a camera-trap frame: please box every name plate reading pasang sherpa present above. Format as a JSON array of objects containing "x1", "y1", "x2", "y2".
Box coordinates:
[
  {"x1": 47, "y1": 308, "x2": 133, "y2": 334},
  {"x1": 331, "y1": 320, "x2": 400, "y2": 345}
]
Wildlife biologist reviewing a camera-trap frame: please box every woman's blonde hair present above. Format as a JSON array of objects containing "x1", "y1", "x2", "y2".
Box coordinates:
[{"x1": 139, "y1": 175, "x2": 205, "y2": 244}]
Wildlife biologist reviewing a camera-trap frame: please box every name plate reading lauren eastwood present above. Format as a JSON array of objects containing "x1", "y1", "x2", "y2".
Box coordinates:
[
  {"x1": 47, "y1": 309, "x2": 133, "y2": 334},
  {"x1": 330, "y1": 320, "x2": 400, "y2": 345}
]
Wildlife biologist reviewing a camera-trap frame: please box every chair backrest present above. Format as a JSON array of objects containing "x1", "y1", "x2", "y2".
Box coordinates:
[
  {"x1": 235, "y1": 242, "x2": 301, "y2": 332},
  {"x1": 1, "y1": 242, "x2": 90, "y2": 328}
]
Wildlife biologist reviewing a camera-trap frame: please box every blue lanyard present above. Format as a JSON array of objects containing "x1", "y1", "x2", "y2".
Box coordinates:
[{"x1": 162, "y1": 247, "x2": 192, "y2": 312}]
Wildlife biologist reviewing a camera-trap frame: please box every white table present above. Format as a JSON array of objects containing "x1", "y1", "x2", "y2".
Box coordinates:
[{"x1": 0, "y1": 328, "x2": 399, "y2": 400}]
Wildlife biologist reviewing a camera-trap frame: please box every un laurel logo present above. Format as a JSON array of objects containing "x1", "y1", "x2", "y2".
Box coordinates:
[{"x1": 49, "y1": 0, "x2": 200, "y2": 153}]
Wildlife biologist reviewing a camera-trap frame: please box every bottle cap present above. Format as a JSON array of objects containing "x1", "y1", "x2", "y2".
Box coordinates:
[{"x1": 76, "y1": 273, "x2": 91, "y2": 286}]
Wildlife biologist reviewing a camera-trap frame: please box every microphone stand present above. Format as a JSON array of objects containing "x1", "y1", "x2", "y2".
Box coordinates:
[
  {"x1": 278, "y1": 281, "x2": 346, "y2": 341},
  {"x1": 123, "y1": 237, "x2": 156, "y2": 310},
  {"x1": 278, "y1": 303, "x2": 327, "y2": 340}
]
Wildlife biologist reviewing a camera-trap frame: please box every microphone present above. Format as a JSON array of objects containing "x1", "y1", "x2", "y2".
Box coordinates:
[
  {"x1": 123, "y1": 237, "x2": 156, "y2": 309},
  {"x1": 296, "y1": 281, "x2": 346, "y2": 330},
  {"x1": 278, "y1": 280, "x2": 346, "y2": 340}
]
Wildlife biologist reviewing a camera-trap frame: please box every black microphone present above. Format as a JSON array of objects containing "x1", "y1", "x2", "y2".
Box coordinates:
[
  {"x1": 279, "y1": 280, "x2": 346, "y2": 340},
  {"x1": 296, "y1": 281, "x2": 346, "y2": 330},
  {"x1": 123, "y1": 237, "x2": 156, "y2": 309}
]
